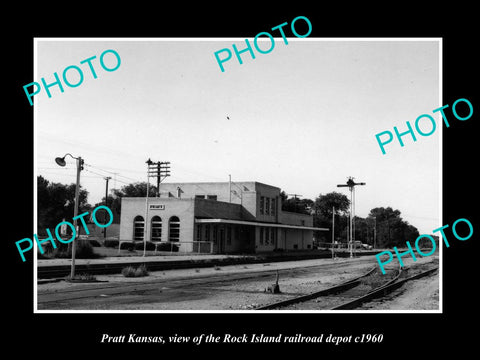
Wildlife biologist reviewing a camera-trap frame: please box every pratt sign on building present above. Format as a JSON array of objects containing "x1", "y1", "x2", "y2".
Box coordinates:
[{"x1": 149, "y1": 204, "x2": 165, "y2": 210}]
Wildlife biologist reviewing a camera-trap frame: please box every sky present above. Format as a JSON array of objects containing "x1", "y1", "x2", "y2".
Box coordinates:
[{"x1": 35, "y1": 38, "x2": 441, "y2": 235}]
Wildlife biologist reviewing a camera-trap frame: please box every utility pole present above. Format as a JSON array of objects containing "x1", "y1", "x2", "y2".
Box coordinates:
[
  {"x1": 332, "y1": 206, "x2": 335, "y2": 259},
  {"x1": 144, "y1": 159, "x2": 152, "y2": 257},
  {"x1": 337, "y1": 177, "x2": 366, "y2": 258},
  {"x1": 144, "y1": 159, "x2": 171, "y2": 256},
  {"x1": 55, "y1": 153, "x2": 83, "y2": 279},
  {"x1": 149, "y1": 161, "x2": 170, "y2": 197},
  {"x1": 103, "y1": 176, "x2": 111, "y2": 238},
  {"x1": 287, "y1": 193, "x2": 302, "y2": 213}
]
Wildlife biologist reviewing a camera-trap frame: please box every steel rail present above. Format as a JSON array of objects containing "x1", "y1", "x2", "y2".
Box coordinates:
[
  {"x1": 38, "y1": 253, "x2": 379, "y2": 279},
  {"x1": 38, "y1": 261, "x2": 376, "y2": 303},
  {"x1": 37, "y1": 253, "x2": 379, "y2": 279},
  {"x1": 331, "y1": 266, "x2": 438, "y2": 310},
  {"x1": 255, "y1": 266, "x2": 378, "y2": 310}
]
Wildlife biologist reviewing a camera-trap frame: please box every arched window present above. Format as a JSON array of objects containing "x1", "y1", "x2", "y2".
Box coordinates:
[
  {"x1": 169, "y1": 216, "x2": 180, "y2": 242},
  {"x1": 133, "y1": 215, "x2": 144, "y2": 241},
  {"x1": 151, "y1": 216, "x2": 162, "y2": 241}
]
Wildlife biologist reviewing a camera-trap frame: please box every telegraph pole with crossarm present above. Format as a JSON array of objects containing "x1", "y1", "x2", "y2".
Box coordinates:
[{"x1": 143, "y1": 159, "x2": 171, "y2": 256}]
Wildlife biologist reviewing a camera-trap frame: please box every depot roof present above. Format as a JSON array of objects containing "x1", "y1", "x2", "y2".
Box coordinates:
[{"x1": 194, "y1": 218, "x2": 328, "y2": 231}]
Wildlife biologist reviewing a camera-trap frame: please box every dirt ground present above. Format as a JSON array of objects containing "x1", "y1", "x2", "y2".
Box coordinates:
[
  {"x1": 38, "y1": 256, "x2": 375, "y2": 310},
  {"x1": 37, "y1": 255, "x2": 439, "y2": 311},
  {"x1": 360, "y1": 272, "x2": 439, "y2": 311}
]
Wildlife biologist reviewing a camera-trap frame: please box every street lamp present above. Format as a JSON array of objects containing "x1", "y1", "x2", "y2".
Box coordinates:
[{"x1": 55, "y1": 153, "x2": 83, "y2": 279}]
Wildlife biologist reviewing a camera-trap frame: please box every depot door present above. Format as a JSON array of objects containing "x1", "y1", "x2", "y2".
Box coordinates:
[{"x1": 218, "y1": 226, "x2": 225, "y2": 253}]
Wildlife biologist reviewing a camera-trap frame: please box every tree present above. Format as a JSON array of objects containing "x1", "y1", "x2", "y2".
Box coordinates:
[
  {"x1": 93, "y1": 194, "x2": 119, "y2": 224},
  {"x1": 109, "y1": 182, "x2": 158, "y2": 217},
  {"x1": 353, "y1": 216, "x2": 370, "y2": 244},
  {"x1": 37, "y1": 176, "x2": 90, "y2": 235},
  {"x1": 312, "y1": 192, "x2": 350, "y2": 244},
  {"x1": 114, "y1": 182, "x2": 157, "y2": 198},
  {"x1": 280, "y1": 191, "x2": 313, "y2": 215},
  {"x1": 314, "y1": 192, "x2": 350, "y2": 217},
  {"x1": 367, "y1": 207, "x2": 419, "y2": 248}
]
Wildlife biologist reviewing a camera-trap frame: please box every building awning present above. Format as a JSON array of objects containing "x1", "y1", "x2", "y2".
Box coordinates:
[{"x1": 194, "y1": 218, "x2": 328, "y2": 231}]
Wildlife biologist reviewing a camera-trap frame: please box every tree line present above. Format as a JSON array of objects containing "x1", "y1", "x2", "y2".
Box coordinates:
[
  {"x1": 37, "y1": 176, "x2": 420, "y2": 247},
  {"x1": 281, "y1": 190, "x2": 420, "y2": 248}
]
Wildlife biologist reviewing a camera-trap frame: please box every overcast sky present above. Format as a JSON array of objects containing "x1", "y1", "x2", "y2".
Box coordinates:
[{"x1": 35, "y1": 38, "x2": 441, "y2": 234}]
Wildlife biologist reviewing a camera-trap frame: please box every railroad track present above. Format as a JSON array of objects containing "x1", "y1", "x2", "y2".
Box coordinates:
[
  {"x1": 37, "y1": 258, "x2": 376, "y2": 305},
  {"x1": 255, "y1": 264, "x2": 438, "y2": 310},
  {"x1": 37, "y1": 251, "x2": 380, "y2": 279},
  {"x1": 331, "y1": 266, "x2": 438, "y2": 310}
]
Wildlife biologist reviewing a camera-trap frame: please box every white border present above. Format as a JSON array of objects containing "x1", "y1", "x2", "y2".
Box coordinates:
[{"x1": 33, "y1": 37, "x2": 443, "y2": 314}]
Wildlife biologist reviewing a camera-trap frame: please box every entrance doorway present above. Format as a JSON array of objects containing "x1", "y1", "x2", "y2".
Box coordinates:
[{"x1": 218, "y1": 226, "x2": 225, "y2": 253}]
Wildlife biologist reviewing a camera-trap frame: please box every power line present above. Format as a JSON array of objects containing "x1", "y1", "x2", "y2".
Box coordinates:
[
  {"x1": 38, "y1": 168, "x2": 75, "y2": 172},
  {"x1": 37, "y1": 171, "x2": 104, "y2": 179},
  {"x1": 84, "y1": 163, "x2": 143, "y2": 183},
  {"x1": 83, "y1": 169, "x2": 131, "y2": 186}
]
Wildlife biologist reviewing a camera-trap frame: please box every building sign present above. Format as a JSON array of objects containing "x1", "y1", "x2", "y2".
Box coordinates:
[{"x1": 149, "y1": 204, "x2": 165, "y2": 210}]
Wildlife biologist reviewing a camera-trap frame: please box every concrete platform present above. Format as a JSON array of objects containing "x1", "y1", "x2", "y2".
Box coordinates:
[
  {"x1": 37, "y1": 253, "x2": 242, "y2": 268},
  {"x1": 37, "y1": 249, "x2": 378, "y2": 279}
]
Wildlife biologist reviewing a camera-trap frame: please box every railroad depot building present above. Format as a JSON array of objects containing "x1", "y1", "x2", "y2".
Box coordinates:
[{"x1": 119, "y1": 181, "x2": 328, "y2": 254}]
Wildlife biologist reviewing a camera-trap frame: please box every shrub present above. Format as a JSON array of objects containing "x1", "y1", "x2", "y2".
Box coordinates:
[
  {"x1": 88, "y1": 239, "x2": 101, "y2": 247},
  {"x1": 121, "y1": 266, "x2": 136, "y2": 277},
  {"x1": 156, "y1": 242, "x2": 179, "y2": 252},
  {"x1": 135, "y1": 264, "x2": 149, "y2": 277},
  {"x1": 40, "y1": 242, "x2": 56, "y2": 255},
  {"x1": 75, "y1": 241, "x2": 97, "y2": 258},
  {"x1": 122, "y1": 264, "x2": 149, "y2": 277},
  {"x1": 50, "y1": 241, "x2": 100, "y2": 259},
  {"x1": 104, "y1": 240, "x2": 119, "y2": 248},
  {"x1": 66, "y1": 273, "x2": 97, "y2": 282},
  {"x1": 134, "y1": 241, "x2": 156, "y2": 251},
  {"x1": 120, "y1": 242, "x2": 135, "y2": 251}
]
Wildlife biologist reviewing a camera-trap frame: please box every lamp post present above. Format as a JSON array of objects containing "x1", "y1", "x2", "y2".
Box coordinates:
[{"x1": 55, "y1": 153, "x2": 83, "y2": 279}]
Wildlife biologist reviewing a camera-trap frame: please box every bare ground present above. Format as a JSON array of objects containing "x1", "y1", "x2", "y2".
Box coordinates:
[
  {"x1": 37, "y1": 255, "x2": 439, "y2": 311},
  {"x1": 359, "y1": 273, "x2": 439, "y2": 310}
]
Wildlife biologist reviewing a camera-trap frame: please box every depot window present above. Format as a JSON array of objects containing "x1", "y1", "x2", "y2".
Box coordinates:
[
  {"x1": 169, "y1": 216, "x2": 180, "y2": 242},
  {"x1": 151, "y1": 216, "x2": 162, "y2": 241},
  {"x1": 133, "y1": 215, "x2": 144, "y2": 241}
]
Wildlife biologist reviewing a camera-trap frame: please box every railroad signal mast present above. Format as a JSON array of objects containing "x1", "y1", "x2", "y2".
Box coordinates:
[{"x1": 337, "y1": 177, "x2": 366, "y2": 258}]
